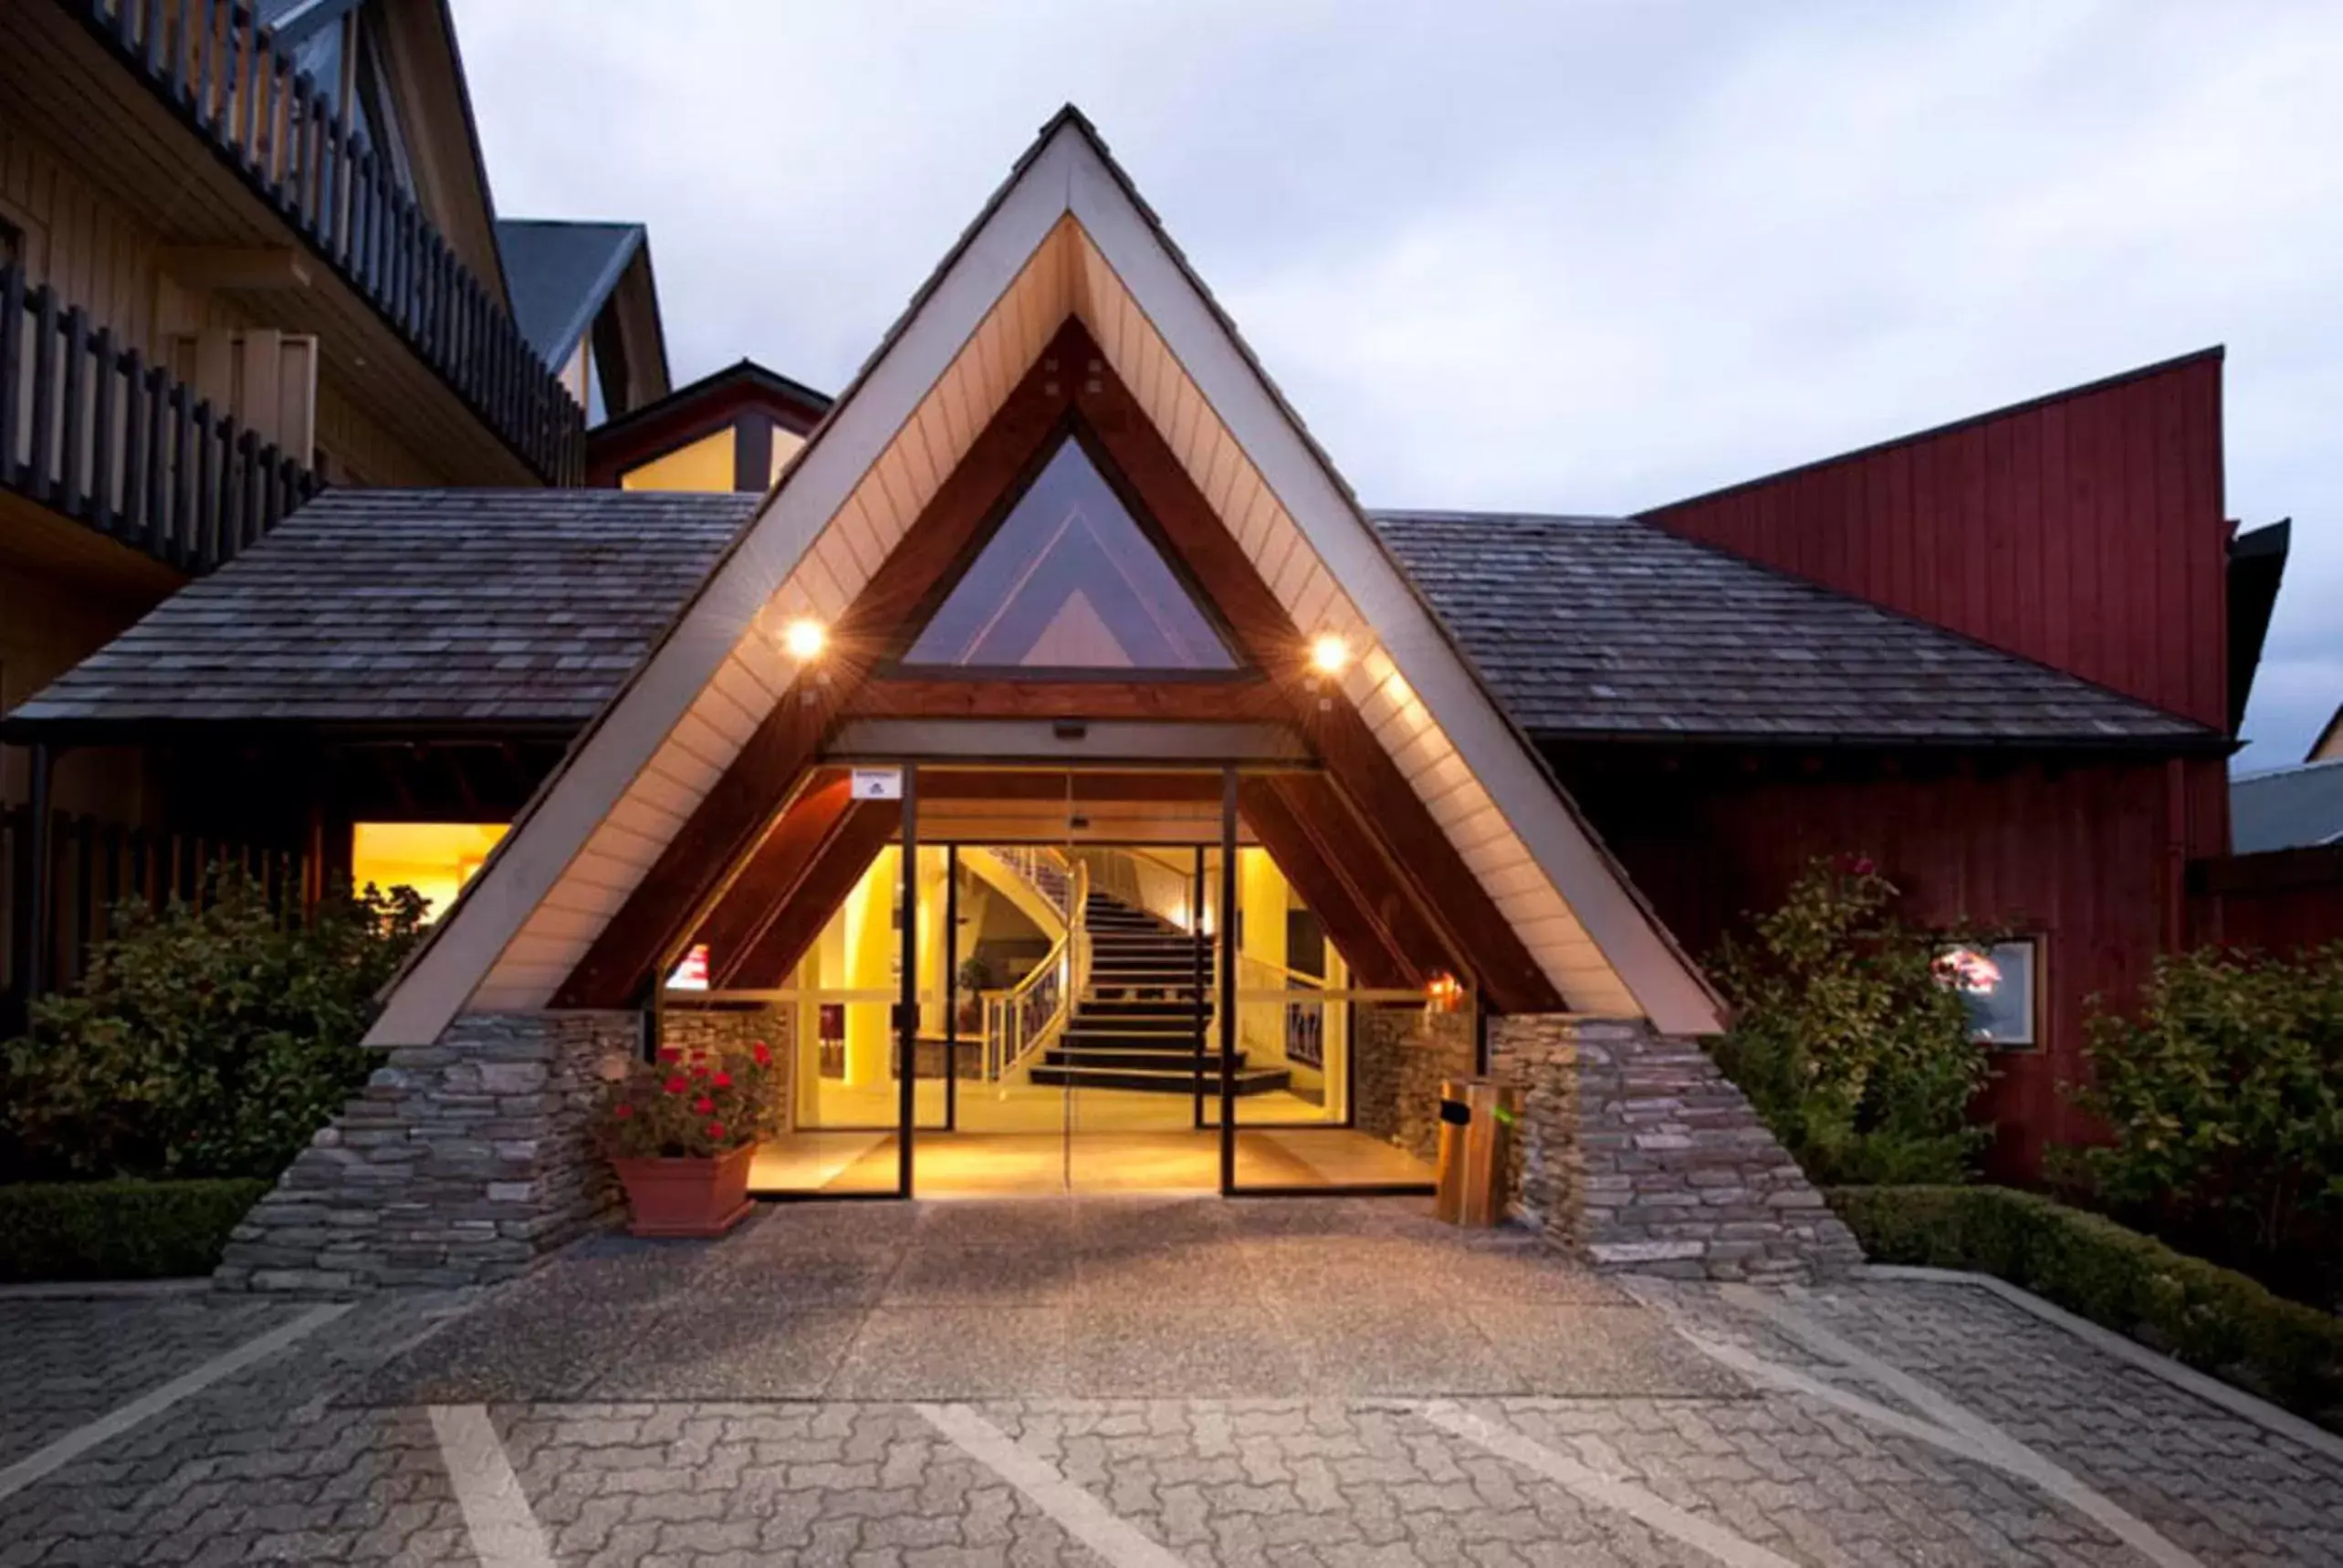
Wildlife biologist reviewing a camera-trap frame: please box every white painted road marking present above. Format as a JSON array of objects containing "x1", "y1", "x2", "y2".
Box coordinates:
[
  {"x1": 1417, "y1": 1401, "x2": 1802, "y2": 1568},
  {"x1": 429, "y1": 1404, "x2": 556, "y2": 1568},
  {"x1": 1717, "y1": 1283, "x2": 2204, "y2": 1568},
  {"x1": 0, "y1": 1301, "x2": 350, "y2": 1503},
  {"x1": 916, "y1": 1401, "x2": 1193, "y2": 1568}
]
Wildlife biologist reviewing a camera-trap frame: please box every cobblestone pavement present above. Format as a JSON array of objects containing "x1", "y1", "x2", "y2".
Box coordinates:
[{"x1": 0, "y1": 1198, "x2": 2338, "y2": 1566}]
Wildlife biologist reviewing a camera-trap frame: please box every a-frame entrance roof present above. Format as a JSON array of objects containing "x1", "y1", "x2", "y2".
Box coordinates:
[{"x1": 366, "y1": 108, "x2": 1725, "y2": 1045}]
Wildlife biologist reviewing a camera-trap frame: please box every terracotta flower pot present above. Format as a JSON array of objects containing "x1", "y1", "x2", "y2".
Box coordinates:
[{"x1": 611, "y1": 1144, "x2": 757, "y2": 1238}]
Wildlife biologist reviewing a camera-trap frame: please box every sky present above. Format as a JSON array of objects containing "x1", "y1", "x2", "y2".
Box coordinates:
[{"x1": 455, "y1": 1, "x2": 2343, "y2": 768}]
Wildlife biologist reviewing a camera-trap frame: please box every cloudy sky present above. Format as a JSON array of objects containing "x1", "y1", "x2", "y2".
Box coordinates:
[{"x1": 455, "y1": 1, "x2": 2343, "y2": 767}]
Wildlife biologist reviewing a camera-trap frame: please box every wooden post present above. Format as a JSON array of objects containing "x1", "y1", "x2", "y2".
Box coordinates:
[
  {"x1": 1217, "y1": 765, "x2": 1239, "y2": 1192},
  {"x1": 896, "y1": 763, "x2": 918, "y2": 1197}
]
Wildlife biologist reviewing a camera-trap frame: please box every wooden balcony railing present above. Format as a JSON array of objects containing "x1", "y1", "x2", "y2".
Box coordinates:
[
  {"x1": 71, "y1": 0, "x2": 586, "y2": 485},
  {"x1": 1, "y1": 262, "x2": 321, "y2": 573}
]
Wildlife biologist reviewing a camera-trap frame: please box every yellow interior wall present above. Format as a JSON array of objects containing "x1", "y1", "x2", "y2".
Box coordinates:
[
  {"x1": 621, "y1": 425, "x2": 737, "y2": 492},
  {"x1": 351, "y1": 822, "x2": 508, "y2": 923}
]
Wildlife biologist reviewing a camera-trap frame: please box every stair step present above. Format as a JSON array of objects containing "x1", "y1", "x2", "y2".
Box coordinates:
[
  {"x1": 1044, "y1": 1049, "x2": 1240, "y2": 1073},
  {"x1": 1028, "y1": 1064, "x2": 1292, "y2": 1095}
]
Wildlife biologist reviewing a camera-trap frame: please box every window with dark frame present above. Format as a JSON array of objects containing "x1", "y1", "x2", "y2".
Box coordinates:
[{"x1": 1937, "y1": 938, "x2": 2039, "y2": 1050}]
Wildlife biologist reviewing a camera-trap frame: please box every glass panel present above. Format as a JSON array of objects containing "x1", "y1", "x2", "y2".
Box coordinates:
[
  {"x1": 902, "y1": 439, "x2": 1239, "y2": 672},
  {"x1": 1939, "y1": 939, "x2": 2037, "y2": 1048}
]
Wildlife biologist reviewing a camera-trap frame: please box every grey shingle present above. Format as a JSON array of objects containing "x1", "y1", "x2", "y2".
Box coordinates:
[
  {"x1": 6, "y1": 489, "x2": 758, "y2": 728},
  {"x1": 1371, "y1": 511, "x2": 2214, "y2": 747}
]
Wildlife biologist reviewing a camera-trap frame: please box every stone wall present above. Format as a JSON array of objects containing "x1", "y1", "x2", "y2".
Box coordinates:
[
  {"x1": 660, "y1": 1003, "x2": 794, "y2": 1130},
  {"x1": 1352, "y1": 1004, "x2": 1476, "y2": 1165},
  {"x1": 215, "y1": 1011, "x2": 642, "y2": 1294},
  {"x1": 1491, "y1": 1014, "x2": 1862, "y2": 1281}
]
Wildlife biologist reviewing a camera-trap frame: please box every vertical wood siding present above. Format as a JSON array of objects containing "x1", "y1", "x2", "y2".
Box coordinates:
[
  {"x1": 1640, "y1": 354, "x2": 2231, "y2": 739},
  {"x1": 1557, "y1": 753, "x2": 2178, "y2": 1178}
]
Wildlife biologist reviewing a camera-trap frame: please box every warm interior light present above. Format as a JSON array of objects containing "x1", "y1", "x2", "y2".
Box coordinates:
[
  {"x1": 1425, "y1": 972, "x2": 1464, "y2": 1013},
  {"x1": 1310, "y1": 632, "x2": 1349, "y2": 674},
  {"x1": 782, "y1": 617, "x2": 827, "y2": 661}
]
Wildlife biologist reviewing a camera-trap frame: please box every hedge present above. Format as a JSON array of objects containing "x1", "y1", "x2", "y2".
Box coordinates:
[
  {"x1": 1830, "y1": 1185, "x2": 2343, "y2": 1429},
  {"x1": 0, "y1": 1179, "x2": 272, "y2": 1282}
]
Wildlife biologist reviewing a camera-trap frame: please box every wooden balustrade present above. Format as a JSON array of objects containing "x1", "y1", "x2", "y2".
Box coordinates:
[
  {"x1": 0, "y1": 262, "x2": 319, "y2": 573},
  {"x1": 72, "y1": 0, "x2": 585, "y2": 485},
  {"x1": 0, "y1": 805, "x2": 314, "y2": 1034}
]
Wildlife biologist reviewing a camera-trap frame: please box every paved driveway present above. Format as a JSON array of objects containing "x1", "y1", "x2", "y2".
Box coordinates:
[{"x1": 0, "y1": 1196, "x2": 2338, "y2": 1566}]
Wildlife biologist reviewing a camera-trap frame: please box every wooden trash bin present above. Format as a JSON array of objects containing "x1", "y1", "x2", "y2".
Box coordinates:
[{"x1": 1434, "y1": 1076, "x2": 1515, "y2": 1227}]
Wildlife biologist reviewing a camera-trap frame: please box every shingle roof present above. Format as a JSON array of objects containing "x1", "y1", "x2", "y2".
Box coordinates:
[
  {"x1": 5, "y1": 494, "x2": 2221, "y2": 748},
  {"x1": 1369, "y1": 511, "x2": 2217, "y2": 747},
  {"x1": 495, "y1": 219, "x2": 644, "y2": 367},
  {"x1": 5, "y1": 490, "x2": 758, "y2": 730},
  {"x1": 2231, "y1": 758, "x2": 2343, "y2": 853}
]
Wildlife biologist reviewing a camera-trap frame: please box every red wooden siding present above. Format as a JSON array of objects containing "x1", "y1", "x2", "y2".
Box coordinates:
[
  {"x1": 2188, "y1": 847, "x2": 2343, "y2": 954},
  {"x1": 1557, "y1": 754, "x2": 2180, "y2": 1177},
  {"x1": 1639, "y1": 351, "x2": 2232, "y2": 741}
]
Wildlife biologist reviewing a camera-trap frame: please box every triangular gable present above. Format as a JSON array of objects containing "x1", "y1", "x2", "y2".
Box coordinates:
[
  {"x1": 902, "y1": 434, "x2": 1239, "y2": 671},
  {"x1": 366, "y1": 108, "x2": 1724, "y2": 1046}
]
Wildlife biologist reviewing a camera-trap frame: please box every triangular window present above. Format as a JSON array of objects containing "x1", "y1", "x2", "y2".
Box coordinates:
[{"x1": 900, "y1": 436, "x2": 1239, "y2": 672}]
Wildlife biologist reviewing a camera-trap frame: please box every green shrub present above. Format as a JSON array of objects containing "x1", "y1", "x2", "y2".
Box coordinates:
[
  {"x1": 1831, "y1": 1184, "x2": 2343, "y2": 1428},
  {"x1": 1710, "y1": 857, "x2": 1992, "y2": 1185},
  {"x1": 0, "y1": 871, "x2": 425, "y2": 1182},
  {"x1": 2070, "y1": 945, "x2": 2343, "y2": 1306},
  {"x1": 0, "y1": 1178, "x2": 274, "y2": 1281}
]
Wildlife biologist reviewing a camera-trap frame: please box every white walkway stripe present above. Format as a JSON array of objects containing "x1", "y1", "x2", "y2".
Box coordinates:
[
  {"x1": 916, "y1": 1401, "x2": 1192, "y2": 1568},
  {"x1": 1719, "y1": 1284, "x2": 2204, "y2": 1568},
  {"x1": 0, "y1": 1301, "x2": 350, "y2": 1503},
  {"x1": 428, "y1": 1404, "x2": 556, "y2": 1568},
  {"x1": 1417, "y1": 1401, "x2": 1801, "y2": 1568}
]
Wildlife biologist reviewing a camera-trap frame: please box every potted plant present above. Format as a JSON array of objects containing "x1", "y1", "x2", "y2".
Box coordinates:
[
  {"x1": 956, "y1": 956, "x2": 995, "y2": 1030},
  {"x1": 596, "y1": 1038, "x2": 775, "y2": 1238}
]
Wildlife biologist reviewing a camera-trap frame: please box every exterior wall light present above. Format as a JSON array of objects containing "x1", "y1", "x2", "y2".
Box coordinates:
[
  {"x1": 1310, "y1": 632, "x2": 1349, "y2": 675},
  {"x1": 1425, "y1": 972, "x2": 1464, "y2": 1013},
  {"x1": 782, "y1": 617, "x2": 827, "y2": 662}
]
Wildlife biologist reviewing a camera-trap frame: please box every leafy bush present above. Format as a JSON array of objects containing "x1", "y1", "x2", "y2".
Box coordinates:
[
  {"x1": 1710, "y1": 857, "x2": 1992, "y2": 1185},
  {"x1": 0, "y1": 872, "x2": 426, "y2": 1182},
  {"x1": 599, "y1": 1038, "x2": 779, "y2": 1159},
  {"x1": 0, "y1": 1178, "x2": 274, "y2": 1281},
  {"x1": 2070, "y1": 944, "x2": 2343, "y2": 1309},
  {"x1": 1832, "y1": 1184, "x2": 2343, "y2": 1429}
]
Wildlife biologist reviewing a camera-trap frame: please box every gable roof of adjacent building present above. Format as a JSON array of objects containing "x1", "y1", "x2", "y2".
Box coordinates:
[{"x1": 2231, "y1": 758, "x2": 2343, "y2": 854}]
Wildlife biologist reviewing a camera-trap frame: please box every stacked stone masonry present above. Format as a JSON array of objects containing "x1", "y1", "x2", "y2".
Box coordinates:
[
  {"x1": 215, "y1": 1011, "x2": 642, "y2": 1294},
  {"x1": 1351, "y1": 1004, "x2": 1475, "y2": 1165},
  {"x1": 1493, "y1": 1013, "x2": 1861, "y2": 1281}
]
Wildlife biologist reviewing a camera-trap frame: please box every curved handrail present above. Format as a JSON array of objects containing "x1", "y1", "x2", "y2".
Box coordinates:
[{"x1": 981, "y1": 858, "x2": 1088, "y2": 1082}]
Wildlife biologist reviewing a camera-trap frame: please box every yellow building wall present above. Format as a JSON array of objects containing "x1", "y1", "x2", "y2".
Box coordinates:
[
  {"x1": 622, "y1": 426, "x2": 736, "y2": 492},
  {"x1": 351, "y1": 822, "x2": 508, "y2": 923},
  {"x1": 771, "y1": 427, "x2": 806, "y2": 485}
]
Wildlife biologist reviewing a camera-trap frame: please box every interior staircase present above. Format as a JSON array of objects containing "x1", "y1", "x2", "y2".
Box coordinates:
[{"x1": 1026, "y1": 892, "x2": 1292, "y2": 1097}]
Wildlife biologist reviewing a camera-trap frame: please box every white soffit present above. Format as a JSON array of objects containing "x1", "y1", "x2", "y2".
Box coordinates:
[{"x1": 365, "y1": 110, "x2": 1721, "y2": 1048}]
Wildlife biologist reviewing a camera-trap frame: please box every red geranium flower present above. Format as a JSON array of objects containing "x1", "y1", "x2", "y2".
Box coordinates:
[
  {"x1": 712, "y1": 1071, "x2": 733, "y2": 1088},
  {"x1": 614, "y1": 1103, "x2": 634, "y2": 1118},
  {"x1": 664, "y1": 1075, "x2": 687, "y2": 1095},
  {"x1": 751, "y1": 1042, "x2": 772, "y2": 1066},
  {"x1": 704, "y1": 1122, "x2": 726, "y2": 1141},
  {"x1": 656, "y1": 1046, "x2": 681, "y2": 1063},
  {"x1": 691, "y1": 1064, "x2": 709, "y2": 1079},
  {"x1": 693, "y1": 1095, "x2": 715, "y2": 1114}
]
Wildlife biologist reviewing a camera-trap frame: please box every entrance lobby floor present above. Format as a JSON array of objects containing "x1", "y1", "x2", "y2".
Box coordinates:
[
  {"x1": 359, "y1": 1197, "x2": 1736, "y2": 1406},
  {"x1": 752, "y1": 1126, "x2": 1436, "y2": 1196}
]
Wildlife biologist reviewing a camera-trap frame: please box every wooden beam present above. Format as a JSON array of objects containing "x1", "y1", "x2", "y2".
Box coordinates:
[
  {"x1": 550, "y1": 323, "x2": 1092, "y2": 1006},
  {"x1": 1238, "y1": 777, "x2": 1414, "y2": 989},
  {"x1": 155, "y1": 245, "x2": 313, "y2": 291},
  {"x1": 698, "y1": 771, "x2": 853, "y2": 989},
  {"x1": 1261, "y1": 773, "x2": 1465, "y2": 988},
  {"x1": 1069, "y1": 326, "x2": 1565, "y2": 1012},
  {"x1": 843, "y1": 677, "x2": 1282, "y2": 723},
  {"x1": 725, "y1": 802, "x2": 903, "y2": 988}
]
